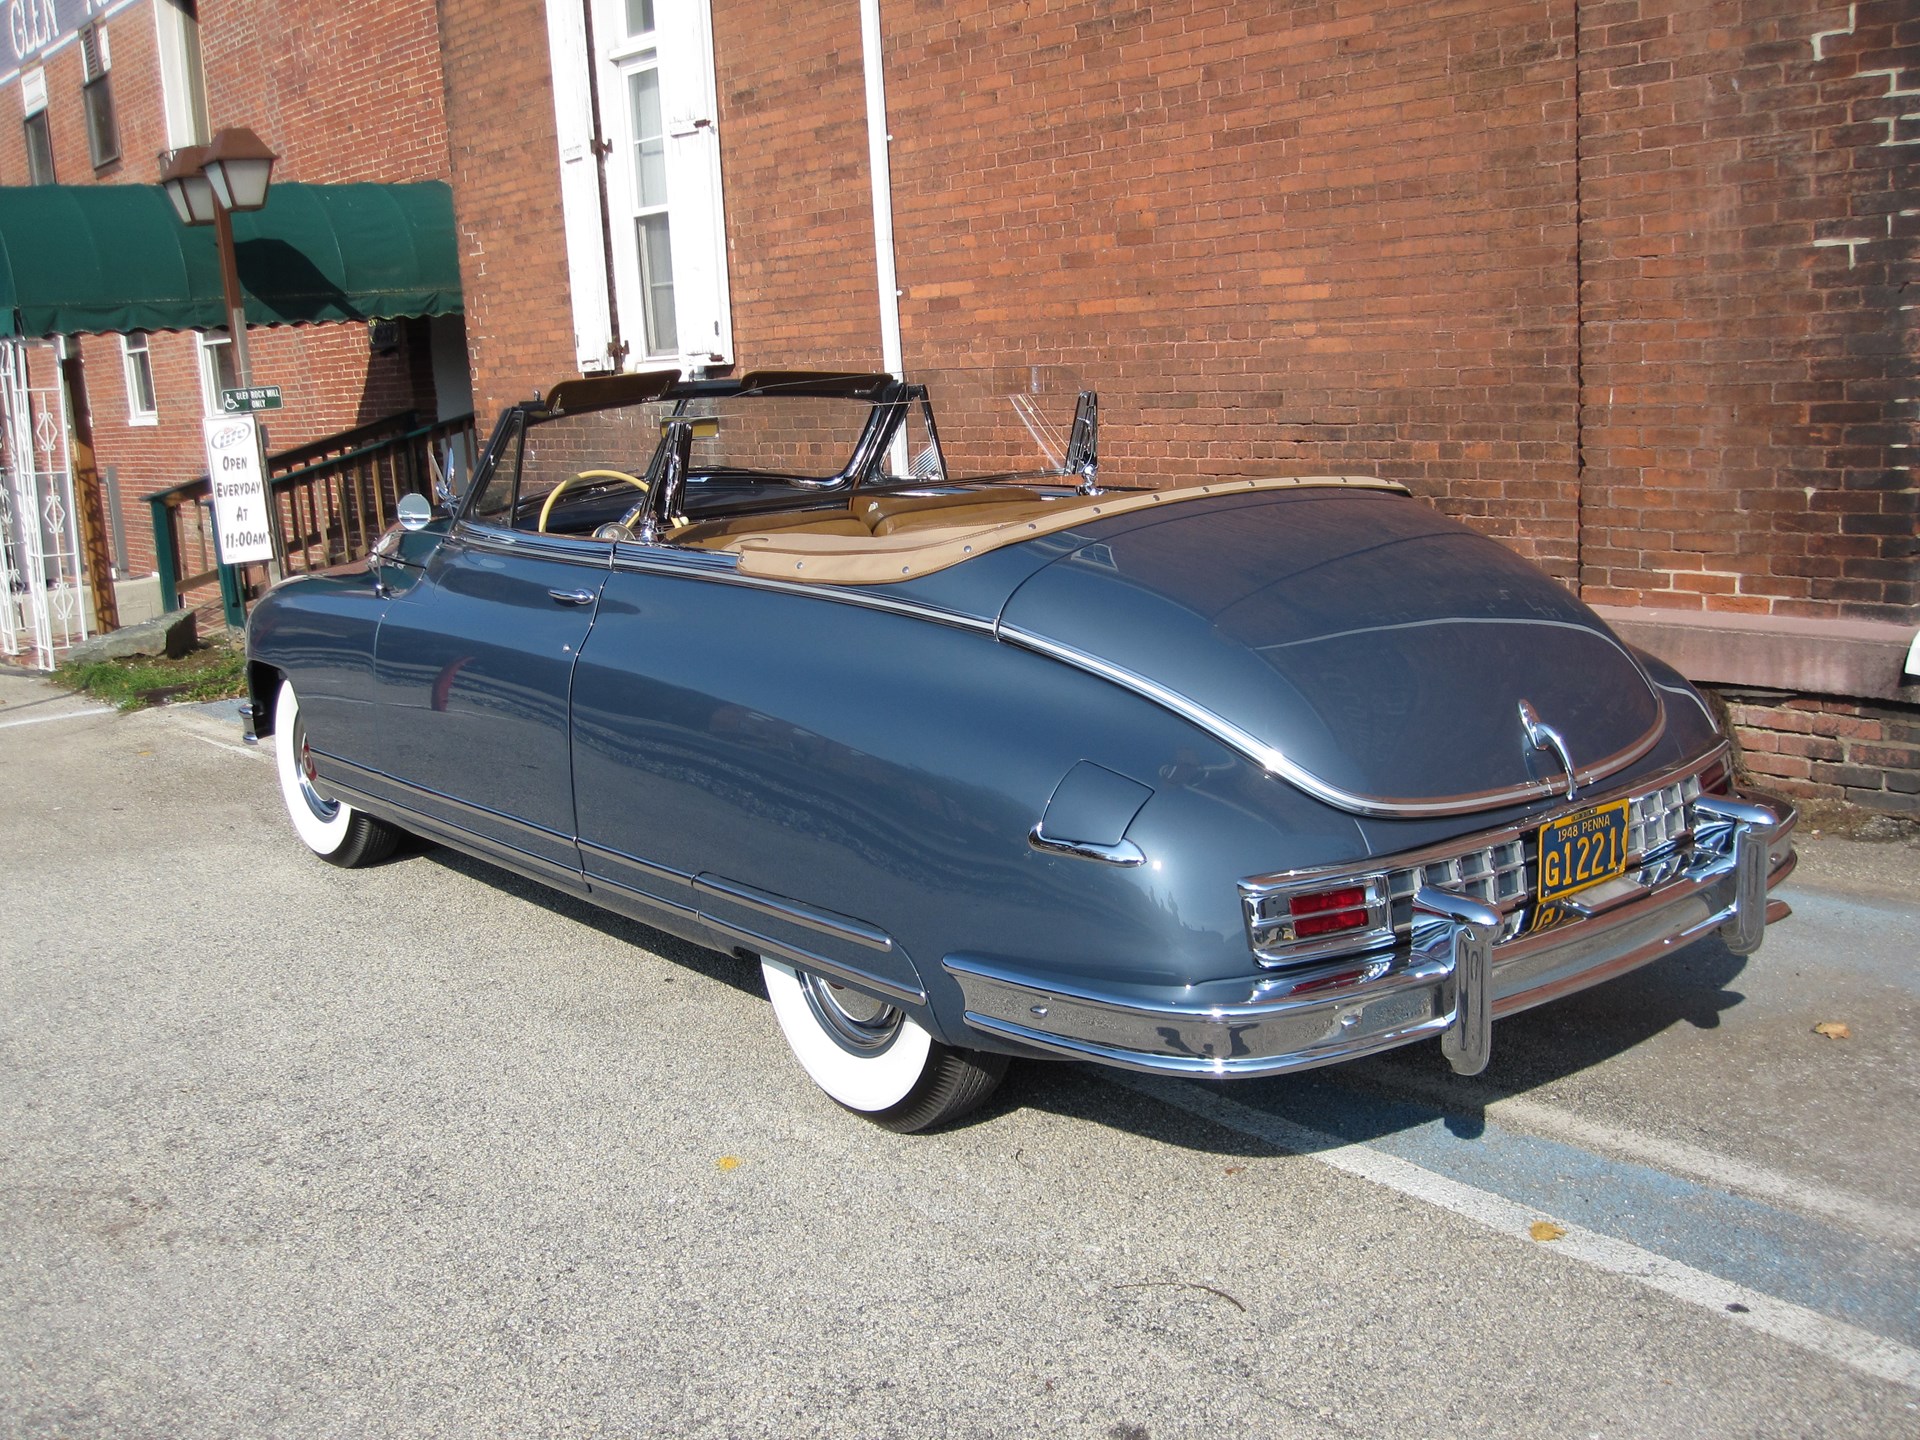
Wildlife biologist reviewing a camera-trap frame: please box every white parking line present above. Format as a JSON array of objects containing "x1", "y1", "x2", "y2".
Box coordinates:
[
  {"x1": 1121, "y1": 1075, "x2": 1920, "y2": 1394},
  {"x1": 1366, "y1": 1069, "x2": 1920, "y2": 1249},
  {"x1": 0, "y1": 706, "x2": 113, "y2": 731}
]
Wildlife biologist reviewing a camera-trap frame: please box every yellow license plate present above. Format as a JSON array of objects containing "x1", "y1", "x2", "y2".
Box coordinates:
[{"x1": 1536, "y1": 799, "x2": 1630, "y2": 904}]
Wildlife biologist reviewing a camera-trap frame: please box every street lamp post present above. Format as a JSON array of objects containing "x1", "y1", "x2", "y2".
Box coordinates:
[{"x1": 160, "y1": 126, "x2": 284, "y2": 582}]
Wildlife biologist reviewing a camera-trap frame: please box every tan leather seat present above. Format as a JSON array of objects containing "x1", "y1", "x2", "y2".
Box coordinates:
[
  {"x1": 856, "y1": 488, "x2": 1044, "y2": 530},
  {"x1": 670, "y1": 507, "x2": 867, "y2": 549}
]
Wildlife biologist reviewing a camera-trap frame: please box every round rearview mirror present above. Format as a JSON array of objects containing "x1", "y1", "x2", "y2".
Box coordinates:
[{"x1": 396, "y1": 492, "x2": 433, "y2": 532}]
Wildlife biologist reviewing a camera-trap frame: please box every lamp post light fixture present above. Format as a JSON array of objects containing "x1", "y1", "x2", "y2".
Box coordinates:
[{"x1": 159, "y1": 125, "x2": 286, "y2": 580}]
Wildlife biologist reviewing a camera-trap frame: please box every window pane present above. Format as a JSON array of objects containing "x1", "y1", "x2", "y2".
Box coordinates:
[
  {"x1": 637, "y1": 213, "x2": 677, "y2": 356},
  {"x1": 628, "y1": 68, "x2": 667, "y2": 209},
  {"x1": 24, "y1": 111, "x2": 54, "y2": 185},
  {"x1": 625, "y1": 0, "x2": 655, "y2": 35},
  {"x1": 125, "y1": 335, "x2": 156, "y2": 417},
  {"x1": 85, "y1": 76, "x2": 120, "y2": 168}
]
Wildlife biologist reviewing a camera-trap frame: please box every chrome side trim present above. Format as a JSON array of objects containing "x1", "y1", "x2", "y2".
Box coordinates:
[
  {"x1": 315, "y1": 772, "x2": 591, "y2": 894},
  {"x1": 997, "y1": 623, "x2": 1667, "y2": 818},
  {"x1": 723, "y1": 922, "x2": 926, "y2": 1007},
  {"x1": 317, "y1": 752, "x2": 579, "y2": 852},
  {"x1": 1026, "y1": 823, "x2": 1145, "y2": 867},
  {"x1": 693, "y1": 872, "x2": 895, "y2": 951},
  {"x1": 457, "y1": 522, "x2": 617, "y2": 568}
]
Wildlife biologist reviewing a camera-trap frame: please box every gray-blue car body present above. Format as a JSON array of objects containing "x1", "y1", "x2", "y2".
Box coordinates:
[{"x1": 244, "y1": 370, "x2": 1797, "y2": 1131}]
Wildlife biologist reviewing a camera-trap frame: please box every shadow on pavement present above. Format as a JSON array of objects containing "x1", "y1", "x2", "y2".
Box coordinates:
[{"x1": 403, "y1": 834, "x2": 1752, "y2": 1150}]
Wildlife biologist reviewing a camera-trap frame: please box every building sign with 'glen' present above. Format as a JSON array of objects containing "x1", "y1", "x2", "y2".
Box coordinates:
[{"x1": 3, "y1": 0, "x2": 142, "y2": 85}]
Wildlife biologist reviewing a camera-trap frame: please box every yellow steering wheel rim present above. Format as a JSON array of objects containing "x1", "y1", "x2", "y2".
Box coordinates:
[{"x1": 536, "y1": 468, "x2": 650, "y2": 534}]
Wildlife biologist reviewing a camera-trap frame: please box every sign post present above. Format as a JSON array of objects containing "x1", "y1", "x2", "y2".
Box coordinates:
[{"x1": 202, "y1": 414, "x2": 276, "y2": 567}]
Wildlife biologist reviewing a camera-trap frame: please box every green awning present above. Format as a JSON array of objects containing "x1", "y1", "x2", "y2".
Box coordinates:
[{"x1": 0, "y1": 181, "x2": 462, "y2": 338}]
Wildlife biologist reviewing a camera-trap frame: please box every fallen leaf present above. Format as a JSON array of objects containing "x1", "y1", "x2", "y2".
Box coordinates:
[
  {"x1": 1813, "y1": 1021, "x2": 1851, "y2": 1040},
  {"x1": 1224, "y1": 1165, "x2": 1245, "y2": 1176},
  {"x1": 715, "y1": 1155, "x2": 741, "y2": 1171},
  {"x1": 1530, "y1": 1220, "x2": 1568, "y2": 1242}
]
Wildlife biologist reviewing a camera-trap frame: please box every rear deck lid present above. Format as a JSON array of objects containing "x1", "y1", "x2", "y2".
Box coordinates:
[{"x1": 997, "y1": 490, "x2": 1664, "y2": 817}]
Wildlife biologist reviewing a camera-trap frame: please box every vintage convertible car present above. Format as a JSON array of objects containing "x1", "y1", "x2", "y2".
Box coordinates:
[{"x1": 244, "y1": 369, "x2": 1797, "y2": 1131}]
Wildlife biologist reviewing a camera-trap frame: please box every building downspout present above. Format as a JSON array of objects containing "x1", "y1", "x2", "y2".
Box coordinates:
[{"x1": 859, "y1": 0, "x2": 904, "y2": 378}]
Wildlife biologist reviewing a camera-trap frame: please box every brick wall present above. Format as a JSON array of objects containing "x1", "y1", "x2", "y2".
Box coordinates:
[
  {"x1": 1723, "y1": 692, "x2": 1920, "y2": 815},
  {"x1": 1576, "y1": 0, "x2": 1920, "y2": 624},
  {"x1": 434, "y1": 0, "x2": 574, "y2": 421},
  {"x1": 773, "y1": 0, "x2": 1587, "y2": 578}
]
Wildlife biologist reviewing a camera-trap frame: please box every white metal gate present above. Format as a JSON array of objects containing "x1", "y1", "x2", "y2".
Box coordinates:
[{"x1": 0, "y1": 338, "x2": 89, "y2": 669}]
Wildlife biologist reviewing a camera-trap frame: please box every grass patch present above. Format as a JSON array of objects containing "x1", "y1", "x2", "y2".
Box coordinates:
[{"x1": 56, "y1": 642, "x2": 249, "y2": 712}]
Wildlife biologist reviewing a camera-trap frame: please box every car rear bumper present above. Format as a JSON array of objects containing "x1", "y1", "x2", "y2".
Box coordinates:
[{"x1": 944, "y1": 789, "x2": 1797, "y2": 1079}]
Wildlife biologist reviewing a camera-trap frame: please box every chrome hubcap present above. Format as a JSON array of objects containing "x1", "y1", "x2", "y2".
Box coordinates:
[
  {"x1": 798, "y1": 972, "x2": 903, "y2": 1055},
  {"x1": 292, "y1": 716, "x2": 340, "y2": 821}
]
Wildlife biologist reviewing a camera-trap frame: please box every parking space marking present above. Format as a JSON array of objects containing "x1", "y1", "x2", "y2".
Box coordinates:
[
  {"x1": 1362, "y1": 1069, "x2": 1920, "y2": 1249},
  {"x1": 1121, "y1": 1074, "x2": 1920, "y2": 1394},
  {"x1": 0, "y1": 706, "x2": 112, "y2": 731}
]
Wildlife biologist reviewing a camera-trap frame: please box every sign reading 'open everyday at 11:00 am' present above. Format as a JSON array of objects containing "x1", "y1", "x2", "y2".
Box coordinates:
[{"x1": 202, "y1": 414, "x2": 275, "y2": 565}]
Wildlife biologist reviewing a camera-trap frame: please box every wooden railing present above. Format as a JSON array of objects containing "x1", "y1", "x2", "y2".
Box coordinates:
[{"x1": 146, "y1": 410, "x2": 477, "y2": 627}]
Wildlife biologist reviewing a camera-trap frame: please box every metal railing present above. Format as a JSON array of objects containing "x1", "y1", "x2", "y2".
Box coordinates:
[{"x1": 145, "y1": 410, "x2": 476, "y2": 628}]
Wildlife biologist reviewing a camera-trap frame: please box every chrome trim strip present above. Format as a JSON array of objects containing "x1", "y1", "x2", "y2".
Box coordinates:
[
  {"x1": 456, "y1": 522, "x2": 617, "y2": 568},
  {"x1": 316, "y1": 773, "x2": 590, "y2": 893},
  {"x1": 692, "y1": 872, "x2": 895, "y2": 951},
  {"x1": 718, "y1": 923, "x2": 925, "y2": 1007},
  {"x1": 997, "y1": 623, "x2": 1667, "y2": 818},
  {"x1": 578, "y1": 839, "x2": 694, "y2": 893},
  {"x1": 1026, "y1": 823, "x2": 1145, "y2": 867},
  {"x1": 317, "y1": 752, "x2": 578, "y2": 851}
]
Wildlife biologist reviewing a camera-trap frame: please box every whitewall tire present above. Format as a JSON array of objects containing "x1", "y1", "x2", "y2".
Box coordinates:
[
  {"x1": 762, "y1": 958, "x2": 1008, "y2": 1132},
  {"x1": 273, "y1": 678, "x2": 400, "y2": 868}
]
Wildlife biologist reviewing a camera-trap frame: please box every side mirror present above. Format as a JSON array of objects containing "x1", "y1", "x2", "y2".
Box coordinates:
[{"x1": 397, "y1": 492, "x2": 433, "y2": 532}]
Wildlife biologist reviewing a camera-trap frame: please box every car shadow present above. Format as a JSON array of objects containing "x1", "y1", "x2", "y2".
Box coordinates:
[
  {"x1": 399, "y1": 837, "x2": 1751, "y2": 1151},
  {"x1": 1010, "y1": 939, "x2": 1753, "y2": 1153},
  {"x1": 413, "y1": 843, "x2": 768, "y2": 1002}
]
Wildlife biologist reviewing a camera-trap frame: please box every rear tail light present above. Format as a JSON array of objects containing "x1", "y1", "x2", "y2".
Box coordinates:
[{"x1": 1241, "y1": 872, "x2": 1392, "y2": 967}]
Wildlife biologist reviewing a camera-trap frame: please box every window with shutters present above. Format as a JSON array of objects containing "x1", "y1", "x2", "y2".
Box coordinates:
[
  {"x1": 547, "y1": 0, "x2": 732, "y2": 373},
  {"x1": 21, "y1": 68, "x2": 54, "y2": 186},
  {"x1": 80, "y1": 23, "x2": 120, "y2": 169}
]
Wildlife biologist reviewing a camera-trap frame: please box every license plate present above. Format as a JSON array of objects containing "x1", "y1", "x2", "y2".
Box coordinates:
[{"x1": 1536, "y1": 799, "x2": 1630, "y2": 904}]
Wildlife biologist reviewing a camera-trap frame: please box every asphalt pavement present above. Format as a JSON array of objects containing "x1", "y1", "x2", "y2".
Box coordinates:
[{"x1": 2, "y1": 666, "x2": 1917, "y2": 1438}]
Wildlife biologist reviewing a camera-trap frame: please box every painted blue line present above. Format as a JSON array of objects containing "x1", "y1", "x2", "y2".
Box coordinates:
[{"x1": 1235, "y1": 1074, "x2": 1920, "y2": 1348}]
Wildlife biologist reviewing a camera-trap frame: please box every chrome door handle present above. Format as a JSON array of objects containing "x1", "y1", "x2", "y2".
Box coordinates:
[{"x1": 548, "y1": 588, "x2": 596, "y2": 606}]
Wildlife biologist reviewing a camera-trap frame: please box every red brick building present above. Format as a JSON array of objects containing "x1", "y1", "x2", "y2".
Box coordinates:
[
  {"x1": 5, "y1": 2, "x2": 1914, "y2": 812},
  {"x1": 0, "y1": 0, "x2": 465, "y2": 625},
  {"x1": 432, "y1": 0, "x2": 1918, "y2": 814}
]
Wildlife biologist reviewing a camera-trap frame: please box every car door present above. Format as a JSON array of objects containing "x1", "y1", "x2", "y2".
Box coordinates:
[{"x1": 364, "y1": 412, "x2": 613, "y2": 888}]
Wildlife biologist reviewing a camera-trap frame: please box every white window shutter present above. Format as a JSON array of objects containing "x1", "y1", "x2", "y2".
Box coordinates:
[
  {"x1": 656, "y1": 0, "x2": 733, "y2": 367},
  {"x1": 546, "y1": 0, "x2": 616, "y2": 373}
]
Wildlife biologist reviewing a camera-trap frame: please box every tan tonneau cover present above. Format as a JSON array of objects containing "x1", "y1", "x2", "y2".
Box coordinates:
[{"x1": 728, "y1": 476, "x2": 1409, "y2": 585}]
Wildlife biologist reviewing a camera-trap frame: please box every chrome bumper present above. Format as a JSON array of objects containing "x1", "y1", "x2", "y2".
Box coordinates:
[{"x1": 945, "y1": 791, "x2": 1797, "y2": 1080}]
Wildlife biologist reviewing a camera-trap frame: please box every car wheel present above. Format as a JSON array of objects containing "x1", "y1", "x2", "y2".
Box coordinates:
[
  {"x1": 273, "y1": 678, "x2": 400, "y2": 868},
  {"x1": 761, "y1": 959, "x2": 1008, "y2": 1132}
]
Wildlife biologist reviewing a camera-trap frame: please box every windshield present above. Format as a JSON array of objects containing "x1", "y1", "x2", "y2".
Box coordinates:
[{"x1": 462, "y1": 367, "x2": 1104, "y2": 538}]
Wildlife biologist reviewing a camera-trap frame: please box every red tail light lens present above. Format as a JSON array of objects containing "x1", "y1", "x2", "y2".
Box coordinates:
[{"x1": 1289, "y1": 885, "x2": 1373, "y2": 938}]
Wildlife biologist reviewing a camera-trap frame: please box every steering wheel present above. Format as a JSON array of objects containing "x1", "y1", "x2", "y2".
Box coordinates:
[{"x1": 535, "y1": 468, "x2": 649, "y2": 534}]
